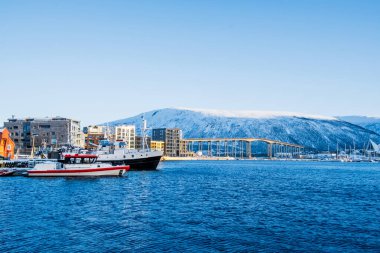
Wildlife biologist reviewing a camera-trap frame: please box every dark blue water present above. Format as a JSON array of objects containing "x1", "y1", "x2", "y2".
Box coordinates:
[{"x1": 1, "y1": 161, "x2": 379, "y2": 252}]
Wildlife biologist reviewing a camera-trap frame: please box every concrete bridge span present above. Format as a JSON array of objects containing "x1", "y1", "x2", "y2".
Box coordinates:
[{"x1": 181, "y1": 138, "x2": 304, "y2": 158}]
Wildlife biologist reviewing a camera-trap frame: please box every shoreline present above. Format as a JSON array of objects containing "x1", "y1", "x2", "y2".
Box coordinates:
[{"x1": 161, "y1": 156, "x2": 379, "y2": 163}]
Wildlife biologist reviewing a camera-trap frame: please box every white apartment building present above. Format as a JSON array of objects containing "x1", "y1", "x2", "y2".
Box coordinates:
[{"x1": 115, "y1": 125, "x2": 135, "y2": 149}]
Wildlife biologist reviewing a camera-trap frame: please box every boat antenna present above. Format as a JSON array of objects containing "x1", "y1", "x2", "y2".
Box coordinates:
[
  {"x1": 141, "y1": 114, "x2": 150, "y2": 151},
  {"x1": 105, "y1": 122, "x2": 109, "y2": 140},
  {"x1": 141, "y1": 115, "x2": 145, "y2": 151}
]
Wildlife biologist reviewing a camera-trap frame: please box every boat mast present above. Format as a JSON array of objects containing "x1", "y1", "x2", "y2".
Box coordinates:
[
  {"x1": 336, "y1": 140, "x2": 339, "y2": 160},
  {"x1": 105, "y1": 122, "x2": 110, "y2": 140},
  {"x1": 141, "y1": 116, "x2": 150, "y2": 151},
  {"x1": 141, "y1": 116, "x2": 145, "y2": 151}
]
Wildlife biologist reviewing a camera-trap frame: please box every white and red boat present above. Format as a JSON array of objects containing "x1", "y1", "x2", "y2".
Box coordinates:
[{"x1": 27, "y1": 154, "x2": 129, "y2": 177}]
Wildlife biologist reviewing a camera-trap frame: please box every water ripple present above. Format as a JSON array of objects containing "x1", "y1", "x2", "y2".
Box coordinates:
[{"x1": 0, "y1": 161, "x2": 379, "y2": 252}]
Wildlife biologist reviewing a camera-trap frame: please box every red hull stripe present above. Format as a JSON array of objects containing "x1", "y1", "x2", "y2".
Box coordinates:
[
  {"x1": 64, "y1": 154, "x2": 98, "y2": 159},
  {"x1": 28, "y1": 166, "x2": 130, "y2": 174}
]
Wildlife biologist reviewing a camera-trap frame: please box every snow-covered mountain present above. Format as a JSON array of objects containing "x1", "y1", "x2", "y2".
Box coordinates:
[
  {"x1": 105, "y1": 108, "x2": 380, "y2": 151},
  {"x1": 338, "y1": 116, "x2": 380, "y2": 135}
]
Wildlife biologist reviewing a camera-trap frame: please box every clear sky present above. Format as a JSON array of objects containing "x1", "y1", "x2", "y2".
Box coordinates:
[{"x1": 1, "y1": 0, "x2": 379, "y2": 126}]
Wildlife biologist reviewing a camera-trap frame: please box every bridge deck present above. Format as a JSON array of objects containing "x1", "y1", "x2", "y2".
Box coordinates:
[{"x1": 182, "y1": 138, "x2": 303, "y2": 148}]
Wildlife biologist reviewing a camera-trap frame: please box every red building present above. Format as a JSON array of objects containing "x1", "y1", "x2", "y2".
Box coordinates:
[{"x1": 0, "y1": 128, "x2": 15, "y2": 159}]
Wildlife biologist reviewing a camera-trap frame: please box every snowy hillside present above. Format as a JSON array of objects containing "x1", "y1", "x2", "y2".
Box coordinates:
[
  {"x1": 338, "y1": 116, "x2": 380, "y2": 135},
  {"x1": 105, "y1": 108, "x2": 380, "y2": 151}
]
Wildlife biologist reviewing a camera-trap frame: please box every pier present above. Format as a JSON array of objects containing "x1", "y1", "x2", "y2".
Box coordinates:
[{"x1": 181, "y1": 138, "x2": 304, "y2": 159}]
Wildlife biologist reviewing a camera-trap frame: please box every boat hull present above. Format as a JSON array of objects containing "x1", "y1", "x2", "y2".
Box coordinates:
[
  {"x1": 27, "y1": 166, "x2": 128, "y2": 177},
  {"x1": 0, "y1": 171, "x2": 16, "y2": 177},
  {"x1": 99, "y1": 155, "x2": 162, "y2": 171}
]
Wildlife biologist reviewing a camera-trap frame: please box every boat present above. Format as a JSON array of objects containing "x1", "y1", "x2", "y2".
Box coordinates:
[
  {"x1": 1, "y1": 159, "x2": 58, "y2": 176},
  {"x1": 27, "y1": 154, "x2": 129, "y2": 177},
  {"x1": 49, "y1": 119, "x2": 162, "y2": 171},
  {"x1": 95, "y1": 141, "x2": 163, "y2": 170},
  {"x1": 0, "y1": 170, "x2": 16, "y2": 176},
  {"x1": 94, "y1": 119, "x2": 163, "y2": 170}
]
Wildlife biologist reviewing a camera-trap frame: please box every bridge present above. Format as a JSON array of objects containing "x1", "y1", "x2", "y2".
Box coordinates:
[{"x1": 180, "y1": 138, "x2": 304, "y2": 158}]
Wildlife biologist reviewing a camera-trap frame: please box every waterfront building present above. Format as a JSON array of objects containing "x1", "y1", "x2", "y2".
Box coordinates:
[
  {"x1": 150, "y1": 141, "x2": 165, "y2": 152},
  {"x1": 152, "y1": 128, "x2": 182, "y2": 156},
  {"x1": 84, "y1": 133, "x2": 105, "y2": 150},
  {"x1": 0, "y1": 128, "x2": 15, "y2": 159},
  {"x1": 77, "y1": 132, "x2": 85, "y2": 148},
  {"x1": 4, "y1": 116, "x2": 83, "y2": 154},
  {"x1": 135, "y1": 136, "x2": 151, "y2": 150},
  {"x1": 179, "y1": 140, "x2": 194, "y2": 157},
  {"x1": 115, "y1": 125, "x2": 135, "y2": 149},
  {"x1": 152, "y1": 128, "x2": 166, "y2": 142},
  {"x1": 83, "y1": 125, "x2": 105, "y2": 135},
  {"x1": 84, "y1": 125, "x2": 106, "y2": 149}
]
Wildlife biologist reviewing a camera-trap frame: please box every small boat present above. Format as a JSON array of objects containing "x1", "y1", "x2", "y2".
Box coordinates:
[
  {"x1": 27, "y1": 154, "x2": 129, "y2": 177},
  {"x1": 0, "y1": 170, "x2": 16, "y2": 176}
]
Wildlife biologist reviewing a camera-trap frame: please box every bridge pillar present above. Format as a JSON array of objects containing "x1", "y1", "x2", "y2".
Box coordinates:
[
  {"x1": 286, "y1": 145, "x2": 288, "y2": 159},
  {"x1": 268, "y1": 143, "x2": 273, "y2": 158},
  {"x1": 274, "y1": 144, "x2": 277, "y2": 157},
  {"x1": 240, "y1": 141, "x2": 244, "y2": 158},
  {"x1": 246, "y1": 141, "x2": 252, "y2": 158}
]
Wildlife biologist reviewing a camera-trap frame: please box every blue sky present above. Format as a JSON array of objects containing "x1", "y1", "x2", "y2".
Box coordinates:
[{"x1": 1, "y1": 0, "x2": 379, "y2": 126}]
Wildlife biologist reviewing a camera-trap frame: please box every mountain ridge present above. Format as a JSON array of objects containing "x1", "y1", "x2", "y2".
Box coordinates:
[
  {"x1": 104, "y1": 108, "x2": 380, "y2": 151},
  {"x1": 338, "y1": 116, "x2": 380, "y2": 135}
]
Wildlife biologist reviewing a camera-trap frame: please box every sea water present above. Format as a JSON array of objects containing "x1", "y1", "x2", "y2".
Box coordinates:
[{"x1": 0, "y1": 161, "x2": 379, "y2": 252}]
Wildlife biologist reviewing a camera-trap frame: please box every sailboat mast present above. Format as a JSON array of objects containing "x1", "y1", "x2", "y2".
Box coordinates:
[{"x1": 336, "y1": 140, "x2": 339, "y2": 160}]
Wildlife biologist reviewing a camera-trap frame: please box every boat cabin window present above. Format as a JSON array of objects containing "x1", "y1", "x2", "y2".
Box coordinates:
[{"x1": 63, "y1": 157, "x2": 97, "y2": 164}]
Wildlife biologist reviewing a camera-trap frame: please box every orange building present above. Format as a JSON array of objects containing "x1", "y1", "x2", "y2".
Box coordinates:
[{"x1": 0, "y1": 128, "x2": 15, "y2": 159}]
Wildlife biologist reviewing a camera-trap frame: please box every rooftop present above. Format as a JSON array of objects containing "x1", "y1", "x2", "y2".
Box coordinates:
[{"x1": 7, "y1": 116, "x2": 79, "y2": 122}]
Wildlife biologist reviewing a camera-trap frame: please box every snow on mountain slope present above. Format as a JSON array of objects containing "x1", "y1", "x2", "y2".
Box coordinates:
[
  {"x1": 338, "y1": 116, "x2": 380, "y2": 135},
  {"x1": 106, "y1": 108, "x2": 380, "y2": 151},
  {"x1": 179, "y1": 108, "x2": 337, "y2": 120}
]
